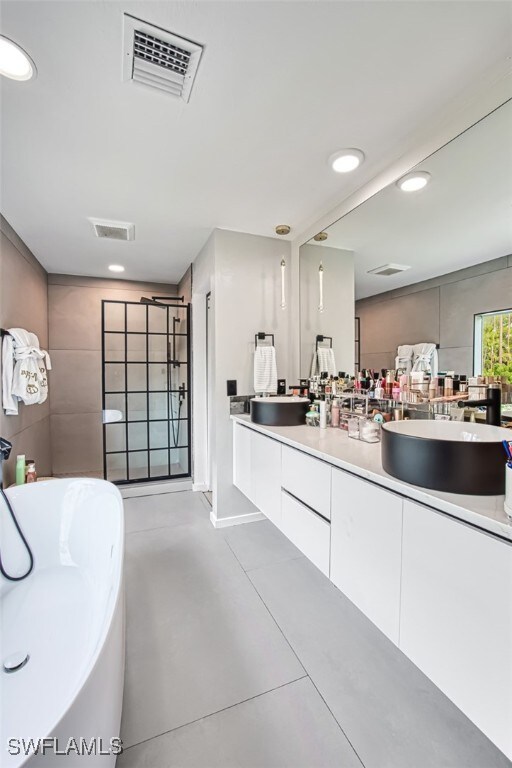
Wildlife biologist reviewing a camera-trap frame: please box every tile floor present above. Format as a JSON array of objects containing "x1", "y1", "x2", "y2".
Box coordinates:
[{"x1": 118, "y1": 491, "x2": 510, "y2": 768}]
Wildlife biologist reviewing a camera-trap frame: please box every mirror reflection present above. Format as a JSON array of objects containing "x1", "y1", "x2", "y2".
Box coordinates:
[
  {"x1": 299, "y1": 242, "x2": 354, "y2": 379},
  {"x1": 299, "y1": 98, "x2": 512, "y2": 382}
]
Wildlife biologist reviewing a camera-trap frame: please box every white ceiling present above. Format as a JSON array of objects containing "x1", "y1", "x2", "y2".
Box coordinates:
[
  {"x1": 312, "y1": 99, "x2": 512, "y2": 299},
  {"x1": 1, "y1": 1, "x2": 511, "y2": 283}
]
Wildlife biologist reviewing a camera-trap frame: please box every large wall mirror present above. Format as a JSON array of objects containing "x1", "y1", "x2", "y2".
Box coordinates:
[{"x1": 299, "y1": 97, "x2": 512, "y2": 380}]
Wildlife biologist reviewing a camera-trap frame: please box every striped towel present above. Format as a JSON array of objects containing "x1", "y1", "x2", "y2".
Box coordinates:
[
  {"x1": 311, "y1": 347, "x2": 336, "y2": 377},
  {"x1": 254, "y1": 346, "x2": 277, "y2": 394}
]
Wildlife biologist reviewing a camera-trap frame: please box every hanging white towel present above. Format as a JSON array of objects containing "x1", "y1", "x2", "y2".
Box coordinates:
[
  {"x1": 411, "y1": 342, "x2": 438, "y2": 376},
  {"x1": 311, "y1": 347, "x2": 337, "y2": 377},
  {"x1": 254, "y1": 346, "x2": 278, "y2": 395},
  {"x1": 395, "y1": 344, "x2": 414, "y2": 373},
  {"x1": 2, "y1": 328, "x2": 51, "y2": 414}
]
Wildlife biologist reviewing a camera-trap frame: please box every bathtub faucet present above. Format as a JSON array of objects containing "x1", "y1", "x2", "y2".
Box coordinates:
[
  {"x1": 0, "y1": 437, "x2": 12, "y2": 489},
  {"x1": 1, "y1": 437, "x2": 12, "y2": 460},
  {"x1": 0, "y1": 435, "x2": 34, "y2": 580}
]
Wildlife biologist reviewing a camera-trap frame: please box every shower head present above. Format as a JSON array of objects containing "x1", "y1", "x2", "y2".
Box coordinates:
[
  {"x1": 140, "y1": 297, "x2": 167, "y2": 307},
  {"x1": 140, "y1": 295, "x2": 184, "y2": 307}
]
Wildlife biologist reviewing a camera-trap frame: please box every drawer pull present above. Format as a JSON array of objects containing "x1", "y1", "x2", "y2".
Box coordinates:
[{"x1": 281, "y1": 488, "x2": 330, "y2": 524}]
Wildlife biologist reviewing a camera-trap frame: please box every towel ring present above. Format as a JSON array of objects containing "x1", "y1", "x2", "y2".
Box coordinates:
[
  {"x1": 255, "y1": 332, "x2": 275, "y2": 347},
  {"x1": 315, "y1": 335, "x2": 332, "y2": 350}
]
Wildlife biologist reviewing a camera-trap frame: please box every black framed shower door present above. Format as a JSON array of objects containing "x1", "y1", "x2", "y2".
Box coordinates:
[{"x1": 101, "y1": 300, "x2": 191, "y2": 484}]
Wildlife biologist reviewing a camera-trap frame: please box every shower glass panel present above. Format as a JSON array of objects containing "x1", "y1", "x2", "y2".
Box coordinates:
[{"x1": 102, "y1": 300, "x2": 191, "y2": 484}]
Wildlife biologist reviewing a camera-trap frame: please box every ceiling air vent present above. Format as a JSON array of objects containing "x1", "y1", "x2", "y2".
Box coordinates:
[
  {"x1": 367, "y1": 263, "x2": 410, "y2": 277},
  {"x1": 88, "y1": 218, "x2": 135, "y2": 241},
  {"x1": 123, "y1": 14, "x2": 203, "y2": 102}
]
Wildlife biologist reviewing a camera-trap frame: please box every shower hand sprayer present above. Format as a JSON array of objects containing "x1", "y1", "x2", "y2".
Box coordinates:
[{"x1": 0, "y1": 437, "x2": 34, "y2": 581}]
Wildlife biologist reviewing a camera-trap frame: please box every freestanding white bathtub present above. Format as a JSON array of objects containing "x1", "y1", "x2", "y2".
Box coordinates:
[{"x1": 0, "y1": 479, "x2": 125, "y2": 767}]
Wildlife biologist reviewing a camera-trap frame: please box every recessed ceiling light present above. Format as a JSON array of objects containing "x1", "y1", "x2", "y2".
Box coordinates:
[
  {"x1": 329, "y1": 149, "x2": 365, "y2": 173},
  {"x1": 109, "y1": 265, "x2": 125, "y2": 273},
  {"x1": 0, "y1": 36, "x2": 36, "y2": 81},
  {"x1": 396, "y1": 171, "x2": 431, "y2": 192}
]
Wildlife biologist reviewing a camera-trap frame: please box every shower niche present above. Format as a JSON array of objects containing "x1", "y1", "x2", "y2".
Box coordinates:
[{"x1": 101, "y1": 298, "x2": 191, "y2": 484}]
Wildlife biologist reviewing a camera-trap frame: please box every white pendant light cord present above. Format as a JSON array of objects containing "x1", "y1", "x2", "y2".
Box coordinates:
[
  {"x1": 280, "y1": 258, "x2": 286, "y2": 310},
  {"x1": 318, "y1": 262, "x2": 324, "y2": 313}
]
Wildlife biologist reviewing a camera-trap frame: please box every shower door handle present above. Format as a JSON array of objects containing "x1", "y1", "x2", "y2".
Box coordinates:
[{"x1": 102, "y1": 409, "x2": 123, "y2": 424}]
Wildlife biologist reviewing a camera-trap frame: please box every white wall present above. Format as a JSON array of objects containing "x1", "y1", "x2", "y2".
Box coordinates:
[
  {"x1": 191, "y1": 233, "x2": 216, "y2": 491},
  {"x1": 213, "y1": 229, "x2": 293, "y2": 523},
  {"x1": 191, "y1": 228, "x2": 294, "y2": 524},
  {"x1": 300, "y1": 243, "x2": 354, "y2": 378},
  {"x1": 214, "y1": 230, "x2": 293, "y2": 396}
]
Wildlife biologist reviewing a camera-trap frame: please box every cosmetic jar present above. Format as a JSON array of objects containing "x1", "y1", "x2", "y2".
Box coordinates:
[
  {"x1": 347, "y1": 416, "x2": 360, "y2": 439},
  {"x1": 359, "y1": 418, "x2": 381, "y2": 443}
]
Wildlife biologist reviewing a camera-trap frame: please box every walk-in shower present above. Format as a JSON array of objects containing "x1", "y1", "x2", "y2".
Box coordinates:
[{"x1": 101, "y1": 298, "x2": 191, "y2": 484}]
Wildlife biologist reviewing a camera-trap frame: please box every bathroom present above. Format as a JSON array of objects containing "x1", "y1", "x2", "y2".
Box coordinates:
[{"x1": 0, "y1": 1, "x2": 511, "y2": 766}]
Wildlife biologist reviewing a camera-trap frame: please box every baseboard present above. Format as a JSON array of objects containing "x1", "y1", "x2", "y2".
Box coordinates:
[
  {"x1": 121, "y1": 479, "x2": 193, "y2": 499},
  {"x1": 192, "y1": 482, "x2": 209, "y2": 492},
  {"x1": 209, "y1": 509, "x2": 265, "y2": 528}
]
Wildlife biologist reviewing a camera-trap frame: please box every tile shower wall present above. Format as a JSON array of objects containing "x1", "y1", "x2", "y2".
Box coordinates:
[
  {"x1": 0, "y1": 216, "x2": 51, "y2": 486},
  {"x1": 0, "y1": 216, "x2": 53, "y2": 485},
  {"x1": 48, "y1": 274, "x2": 177, "y2": 477},
  {"x1": 355, "y1": 255, "x2": 512, "y2": 374}
]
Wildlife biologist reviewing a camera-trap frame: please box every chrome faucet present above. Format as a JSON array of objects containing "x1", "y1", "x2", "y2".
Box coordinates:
[{"x1": 457, "y1": 384, "x2": 501, "y2": 427}]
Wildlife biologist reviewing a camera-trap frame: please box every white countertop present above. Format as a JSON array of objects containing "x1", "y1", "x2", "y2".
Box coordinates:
[{"x1": 232, "y1": 415, "x2": 512, "y2": 542}]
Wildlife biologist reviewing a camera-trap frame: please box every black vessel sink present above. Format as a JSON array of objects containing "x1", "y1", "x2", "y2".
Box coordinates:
[
  {"x1": 251, "y1": 396, "x2": 309, "y2": 427},
  {"x1": 381, "y1": 420, "x2": 509, "y2": 495}
]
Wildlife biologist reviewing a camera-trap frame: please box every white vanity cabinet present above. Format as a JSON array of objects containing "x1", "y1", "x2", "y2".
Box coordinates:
[
  {"x1": 232, "y1": 418, "x2": 512, "y2": 760},
  {"x1": 251, "y1": 429, "x2": 282, "y2": 527},
  {"x1": 233, "y1": 423, "x2": 282, "y2": 525},
  {"x1": 281, "y1": 445, "x2": 331, "y2": 520},
  {"x1": 281, "y1": 491, "x2": 330, "y2": 576},
  {"x1": 400, "y1": 500, "x2": 512, "y2": 758},
  {"x1": 330, "y1": 468, "x2": 403, "y2": 644},
  {"x1": 280, "y1": 445, "x2": 332, "y2": 575}
]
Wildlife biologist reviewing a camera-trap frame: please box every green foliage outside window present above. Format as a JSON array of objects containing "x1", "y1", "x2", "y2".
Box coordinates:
[{"x1": 481, "y1": 311, "x2": 512, "y2": 383}]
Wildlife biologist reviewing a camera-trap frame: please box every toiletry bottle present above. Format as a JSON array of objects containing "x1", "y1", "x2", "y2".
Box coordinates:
[
  {"x1": 25, "y1": 460, "x2": 37, "y2": 483},
  {"x1": 16, "y1": 454, "x2": 26, "y2": 485},
  {"x1": 331, "y1": 399, "x2": 340, "y2": 428},
  {"x1": 319, "y1": 400, "x2": 327, "y2": 429},
  {"x1": 385, "y1": 371, "x2": 393, "y2": 398},
  {"x1": 306, "y1": 404, "x2": 319, "y2": 427}
]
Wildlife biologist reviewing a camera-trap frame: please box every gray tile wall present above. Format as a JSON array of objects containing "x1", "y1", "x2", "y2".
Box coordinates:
[
  {"x1": 0, "y1": 216, "x2": 51, "y2": 485},
  {"x1": 48, "y1": 274, "x2": 178, "y2": 476},
  {"x1": 355, "y1": 255, "x2": 512, "y2": 374}
]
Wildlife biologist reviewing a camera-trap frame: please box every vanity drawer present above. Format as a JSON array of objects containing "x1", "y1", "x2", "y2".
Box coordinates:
[
  {"x1": 281, "y1": 445, "x2": 331, "y2": 519},
  {"x1": 281, "y1": 490, "x2": 330, "y2": 576}
]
